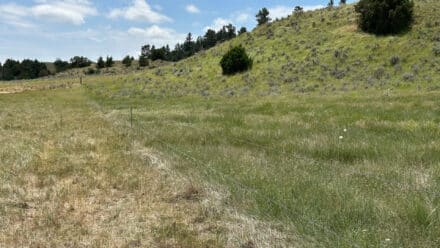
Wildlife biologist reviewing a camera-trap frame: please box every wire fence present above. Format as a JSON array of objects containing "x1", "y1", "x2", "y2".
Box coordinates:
[
  {"x1": 122, "y1": 107, "x2": 350, "y2": 246},
  {"x1": 119, "y1": 106, "x2": 440, "y2": 246}
]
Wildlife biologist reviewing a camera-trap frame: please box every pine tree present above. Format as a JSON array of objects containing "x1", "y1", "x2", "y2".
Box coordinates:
[
  {"x1": 238, "y1": 27, "x2": 247, "y2": 35},
  {"x1": 203, "y1": 29, "x2": 217, "y2": 48},
  {"x1": 96, "y1": 57, "x2": 105, "y2": 69},
  {"x1": 225, "y1": 24, "x2": 236, "y2": 39},
  {"x1": 294, "y1": 6, "x2": 304, "y2": 15},
  {"x1": 122, "y1": 55, "x2": 132, "y2": 67},
  {"x1": 183, "y1": 33, "x2": 195, "y2": 57},
  {"x1": 256, "y1": 8, "x2": 271, "y2": 26},
  {"x1": 328, "y1": 0, "x2": 334, "y2": 8},
  {"x1": 105, "y1": 56, "x2": 114, "y2": 67}
]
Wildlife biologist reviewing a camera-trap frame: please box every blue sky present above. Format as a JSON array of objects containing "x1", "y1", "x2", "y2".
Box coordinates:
[{"x1": 0, "y1": 0, "x2": 355, "y2": 62}]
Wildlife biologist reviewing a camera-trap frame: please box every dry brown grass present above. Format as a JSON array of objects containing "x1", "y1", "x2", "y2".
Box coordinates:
[{"x1": 0, "y1": 88, "x2": 295, "y2": 247}]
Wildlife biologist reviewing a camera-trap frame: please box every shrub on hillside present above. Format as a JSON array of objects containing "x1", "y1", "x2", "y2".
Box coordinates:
[
  {"x1": 86, "y1": 68, "x2": 97, "y2": 75},
  {"x1": 238, "y1": 27, "x2": 247, "y2": 35},
  {"x1": 96, "y1": 57, "x2": 105, "y2": 69},
  {"x1": 70, "y1": 56, "x2": 91, "y2": 68},
  {"x1": 105, "y1": 56, "x2": 114, "y2": 68},
  {"x1": 390, "y1": 55, "x2": 400, "y2": 66},
  {"x1": 220, "y1": 46, "x2": 253, "y2": 75},
  {"x1": 139, "y1": 55, "x2": 149, "y2": 67},
  {"x1": 122, "y1": 55, "x2": 133, "y2": 67},
  {"x1": 54, "y1": 59, "x2": 70, "y2": 73},
  {"x1": 355, "y1": 0, "x2": 414, "y2": 35},
  {"x1": 294, "y1": 6, "x2": 304, "y2": 16}
]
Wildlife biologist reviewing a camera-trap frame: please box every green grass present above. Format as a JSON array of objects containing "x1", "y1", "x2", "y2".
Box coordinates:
[
  {"x1": 84, "y1": 88, "x2": 440, "y2": 247},
  {"x1": 1, "y1": 0, "x2": 440, "y2": 247}
]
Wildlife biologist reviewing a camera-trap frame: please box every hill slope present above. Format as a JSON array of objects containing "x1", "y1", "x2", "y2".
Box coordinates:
[{"x1": 88, "y1": 0, "x2": 440, "y2": 97}]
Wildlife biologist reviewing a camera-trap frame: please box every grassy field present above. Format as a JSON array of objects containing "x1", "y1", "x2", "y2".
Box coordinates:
[
  {"x1": 3, "y1": 83, "x2": 438, "y2": 246},
  {"x1": 86, "y1": 87, "x2": 440, "y2": 247},
  {"x1": 0, "y1": 87, "x2": 299, "y2": 247},
  {"x1": 1, "y1": 1, "x2": 440, "y2": 247},
  {"x1": 1, "y1": 74, "x2": 440, "y2": 247}
]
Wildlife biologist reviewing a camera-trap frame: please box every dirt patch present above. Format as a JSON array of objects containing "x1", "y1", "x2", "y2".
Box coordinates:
[
  {"x1": 0, "y1": 88, "x2": 25, "y2": 94},
  {"x1": 0, "y1": 82, "x2": 78, "y2": 95}
]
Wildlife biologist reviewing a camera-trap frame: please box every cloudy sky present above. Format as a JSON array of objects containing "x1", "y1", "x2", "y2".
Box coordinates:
[{"x1": 0, "y1": 0, "x2": 355, "y2": 62}]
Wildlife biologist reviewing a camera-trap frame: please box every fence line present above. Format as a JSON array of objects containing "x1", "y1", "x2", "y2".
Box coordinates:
[{"x1": 123, "y1": 107, "x2": 347, "y2": 246}]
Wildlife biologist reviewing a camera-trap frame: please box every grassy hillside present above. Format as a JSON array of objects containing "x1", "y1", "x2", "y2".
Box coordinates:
[{"x1": 87, "y1": 0, "x2": 440, "y2": 98}]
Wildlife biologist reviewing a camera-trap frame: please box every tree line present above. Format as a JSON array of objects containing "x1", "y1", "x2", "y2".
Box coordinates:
[
  {"x1": 0, "y1": 56, "x2": 94, "y2": 81},
  {"x1": 140, "y1": 24, "x2": 247, "y2": 63},
  {"x1": 0, "y1": 59, "x2": 50, "y2": 81}
]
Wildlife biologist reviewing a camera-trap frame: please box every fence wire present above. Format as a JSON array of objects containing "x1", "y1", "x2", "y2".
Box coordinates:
[{"x1": 122, "y1": 107, "x2": 350, "y2": 246}]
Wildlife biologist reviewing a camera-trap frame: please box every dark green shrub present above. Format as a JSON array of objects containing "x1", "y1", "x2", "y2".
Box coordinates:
[
  {"x1": 86, "y1": 68, "x2": 97, "y2": 75},
  {"x1": 70, "y1": 56, "x2": 91, "y2": 68},
  {"x1": 54, "y1": 59, "x2": 70, "y2": 73},
  {"x1": 96, "y1": 57, "x2": 105, "y2": 69},
  {"x1": 220, "y1": 46, "x2": 253, "y2": 75},
  {"x1": 355, "y1": 0, "x2": 414, "y2": 35},
  {"x1": 105, "y1": 56, "x2": 114, "y2": 68},
  {"x1": 390, "y1": 55, "x2": 400, "y2": 66},
  {"x1": 294, "y1": 6, "x2": 304, "y2": 16},
  {"x1": 122, "y1": 55, "x2": 133, "y2": 67},
  {"x1": 138, "y1": 55, "x2": 149, "y2": 67},
  {"x1": 238, "y1": 27, "x2": 247, "y2": 35}
]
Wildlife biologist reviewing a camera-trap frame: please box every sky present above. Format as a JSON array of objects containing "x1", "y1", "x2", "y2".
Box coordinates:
[{"x1": 0, "y1": 0, "x2": 356, "y2": 62}]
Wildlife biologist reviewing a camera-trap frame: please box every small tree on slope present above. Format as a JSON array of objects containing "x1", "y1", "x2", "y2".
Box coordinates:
[
  {"x1": 355, "y1": 0, "x2": 414, "y2": 35},
  {"x1": 96, "y1": 57, "x2": 105, "y2": 69},
  {"x1": 256, "y1": 8, "x2": 271, "y2": 26},
  {"x1": 220, "y1": 46, "x2": 253, "y2": 75}
]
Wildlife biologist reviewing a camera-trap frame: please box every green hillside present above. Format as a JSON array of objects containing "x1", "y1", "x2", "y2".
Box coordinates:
[{"x1": 88, "y1": 0, "x2": 440, "y2": 97}]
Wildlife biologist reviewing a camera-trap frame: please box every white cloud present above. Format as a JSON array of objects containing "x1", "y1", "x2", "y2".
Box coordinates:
[
  {"x1": 269, "y1": 6, "x2": 292, "y2": 20},
  {"x1": 127, "y1": 25, "x2": 185, "y2": 47},
  {"x1": 0, "y1": 25, "x2": 185, "y2": 62},
  {"x1": 109, "y1": 0, "x2": 171, "y2": 23},
  {"x1": 235, "y1": 13, "x2": 250, "y2": 23},
  {"x1": 303, "y1": 5, "x2": 326, "y2": 11},
  {"x1": 186, "y1": 4, "x2": 200, "y2": 14},
  {"x1": 204, "y1": 18, "x2": 232, "y2": 31},
  {"x1": 269, "y1": 5, "x2": 325, "y2": 20},
  {"x1": 0, "y1": 3, "x2": 34, "y2": 28},
  {"x1": 0, "y1": 3, "x2": 28, "y2": 17},
  {"x1": 129, "y1": 25, "x2": 176, "y2": 40},
  {"x1": 32, "y1": 0, "x2": 97, "y2": 25},
  {"x1": 204, "y1": 8, "x2": 253, "y2": 33},
  {"x1": 0, "y1": 0, "x2": 97, "y2": 27}
]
